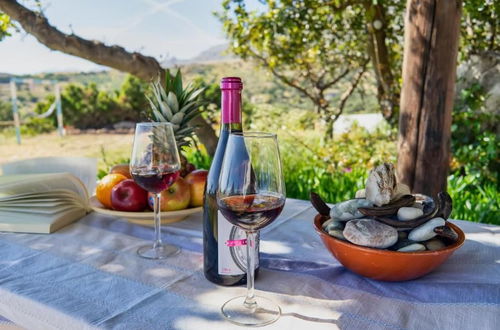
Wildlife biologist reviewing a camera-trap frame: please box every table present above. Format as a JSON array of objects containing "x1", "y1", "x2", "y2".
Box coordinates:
[{"x1": 0, "y1": 198, "x2": 499, "y2": 329}]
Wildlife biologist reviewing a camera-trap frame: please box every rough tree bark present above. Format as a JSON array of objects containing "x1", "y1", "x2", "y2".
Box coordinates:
[
  {"x1": 0, "y1": 0, "x2": 218, "y2": 156},
  {"x1": 364, "y1": 1, "x2": 400, "y2": 124},
  {"x1": 397, "y1": 0, "x2": 462, "y2": 197}
]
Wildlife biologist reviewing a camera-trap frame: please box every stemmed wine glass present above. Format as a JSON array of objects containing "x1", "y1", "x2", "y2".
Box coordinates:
[
  {"x1": 217, "y1": 132, "x2": 285, "y2": 326},
  {"x1": 130, "y1": 122, "x2": 181, "y2": 259}
]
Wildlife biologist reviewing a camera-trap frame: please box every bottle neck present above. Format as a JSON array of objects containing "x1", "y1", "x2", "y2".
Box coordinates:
[{"x1": 221, "y1": 89, "x2": 242, "y2": 125}]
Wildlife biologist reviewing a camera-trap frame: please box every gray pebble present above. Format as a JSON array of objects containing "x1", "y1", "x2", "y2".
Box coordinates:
[
  {"x1": 397, "y1": 243, "x2": 426, "y2": 252},
  {"x1": 343, "y1": 219, "x2": 398, "y2": 249},
  {"x1": 328, "y1": 229, "x2": 346, "y2": 240},
  {"x1": 408, "y1": 218, "x2": 446, "y2": 241},
  {"x1": 330, "y1": 199, "x2": 373, "y2": 221}
]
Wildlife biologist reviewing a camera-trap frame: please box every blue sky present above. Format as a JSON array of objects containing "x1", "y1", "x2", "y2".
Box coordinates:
[{"x1": 0, "y1": 0, "x2": 255, "y2": 74}]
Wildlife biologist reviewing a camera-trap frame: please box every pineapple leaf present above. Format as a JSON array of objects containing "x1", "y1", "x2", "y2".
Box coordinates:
[
  {"x1": 152, "y1": 107, "x2": 167, "y2": 122},
  {"x1": 173, "y1": 69, "x2": 183, "y2": 97},
  {"x1": 171, "y1": 112, "x2": 185, "y2": 125},
  {"x1": 167, "y1": 92, "x2": 179, "y2": 113},
  {"x1": 186, "y1": 88, "x2": 205, "y2": 103}
]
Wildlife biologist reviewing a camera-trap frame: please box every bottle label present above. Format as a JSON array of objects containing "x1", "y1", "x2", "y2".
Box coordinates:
[{"x1": 217, "y1": 211, "x2": 259, "y2": 275}]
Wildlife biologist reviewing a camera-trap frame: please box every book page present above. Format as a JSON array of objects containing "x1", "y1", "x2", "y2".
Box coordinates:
[
  {"x1": 0, "y1": 174, "x2": 89, "y2": 210},
  {"x1": 1, "y1": 157, "x2": 97, "y2": 194}
]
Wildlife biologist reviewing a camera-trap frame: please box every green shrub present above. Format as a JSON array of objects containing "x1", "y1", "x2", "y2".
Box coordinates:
[{"x1": 20, "y1": 117, "x2": 55, "y2": 136}]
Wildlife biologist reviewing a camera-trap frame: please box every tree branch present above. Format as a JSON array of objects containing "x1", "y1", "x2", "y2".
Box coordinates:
[
  {"x1": 0, "y1": 0, "x2": 219, "y2": 156},
  {"x1": 249, "y1": 49, "x2": 318, "y2": 102},
  {"x1": 320, "y1": 67, "x2": 350, "y2": 90},
  {"x1": 331, "y1": 60, "x2": 368, "y2": 123},
  {"x1": 0, "y1": 0, "x2": 162, "y2": 81}
]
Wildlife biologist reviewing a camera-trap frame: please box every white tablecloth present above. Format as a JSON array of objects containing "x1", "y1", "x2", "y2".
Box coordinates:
[{"x1": 0, "y1": 198, "x2": 499, "y2": 330}]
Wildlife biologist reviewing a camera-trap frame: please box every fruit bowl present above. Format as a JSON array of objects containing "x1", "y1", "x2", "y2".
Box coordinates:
[
  {"x1": 313, "y1": 214, "x2": 465, "y2": 281},
  {"x1": 89, "y1": 196, "x2": 202, "y2": 226}
]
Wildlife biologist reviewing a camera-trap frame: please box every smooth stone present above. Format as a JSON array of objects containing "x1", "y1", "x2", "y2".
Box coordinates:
[
  {"x1": 322, "y1": 219, "x2": 334, "y2": 230},
  {"x1": 328, "y1": 229, "x2": 346, "y2": 240},
  {"x1": 398, "y1": 231, "x2": 408, "y2": 239},
  {"x1": 397, "y1": 207, "x2": 424, "y2": 221},
  {"x1": 408, "y1": 217, "x2": 446, "y2": 242},
  {"x1": 343, "y1": 219, "x2": 398, "y2": 248},
  {"x1": 330, "y1": 199, "x2": 373, "y2": 221},
  {"x1": 390, "y1": 238, "x2": 414, "y2": 250},
  {"x1": 424, "y1": 238, "x2": 446, "y2": 251},
  {"x1": 397, "y1": 243, "x2": 426, "y2": 252},
  {"x1": 324, "y1": 220, "x2": 345, "y2": 231}
]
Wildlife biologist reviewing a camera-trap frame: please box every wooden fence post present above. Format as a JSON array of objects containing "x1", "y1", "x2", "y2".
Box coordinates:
[
  {"x1": 55, "y1": 83, "x2": 64, "y2": 137},
  {"x1": 397, "y1": 0, "x2": 462, "y2": 197},
  {"x1": 9, "y1": 79, "x2": 21, "y2": 145}
]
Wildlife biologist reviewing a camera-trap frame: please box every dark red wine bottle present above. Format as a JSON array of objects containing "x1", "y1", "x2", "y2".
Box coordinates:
[{"x1": 203, "y1": 77, "x2": 259, "y2": 286}]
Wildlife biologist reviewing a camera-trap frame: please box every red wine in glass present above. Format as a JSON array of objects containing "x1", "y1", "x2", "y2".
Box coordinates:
[
  {"x1": 131, "y1": 167, "x2": 180, "y2": 193},
  {"x1": 218, "y1": 194, "x2": 285, "y2": 231}
]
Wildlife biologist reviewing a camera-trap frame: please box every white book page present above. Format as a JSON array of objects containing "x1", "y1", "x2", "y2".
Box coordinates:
[
  {"x1": 1, "y1": 157, "x2": 97, "y2": 193},
  {"x1": 0, "y1": 176, "x2": 89, "y2": 211}
]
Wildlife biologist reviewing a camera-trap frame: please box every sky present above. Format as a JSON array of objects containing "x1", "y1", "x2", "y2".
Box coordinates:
[{"x1": 0, "y1": 0, "x2": 251, "y2": 74}]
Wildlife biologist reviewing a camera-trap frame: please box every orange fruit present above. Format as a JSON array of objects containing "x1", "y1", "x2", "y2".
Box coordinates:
[{"x1": 96, "y1": 173, "x2": 127, "y2": 208}]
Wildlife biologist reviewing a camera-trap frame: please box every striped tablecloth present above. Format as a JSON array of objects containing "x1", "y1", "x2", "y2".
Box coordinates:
[{"x1": 0, "y1": 198, "x2": 499, "y2": 329}]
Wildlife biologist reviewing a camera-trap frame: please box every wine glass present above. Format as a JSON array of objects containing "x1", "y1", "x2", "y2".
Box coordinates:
[
  {"x1": 130, "y1": 122, "x2": 181, "y2": 259},
  {"x1": 217, "y1": 132, "x2": 285, "y2": 326}
]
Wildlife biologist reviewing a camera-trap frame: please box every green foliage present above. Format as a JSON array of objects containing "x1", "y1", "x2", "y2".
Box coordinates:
[
  {"x1": 448, "y1": 174, "x2": 499, "y2": 224},
  {"x1": 0, "y1": 98, "x2": 11, "y2": 121},
  {"x1": 31, "y1": 74, "x2": 148, "y2": 129},
  {"x1": 20, "y1": 117, "x2": 55, "y2": 136},
  {"x1": 218, "y1": 0, "x2": 373, "y2": 125},
  {"x1": 461, "y1": 0, "x2": 499, "y2": 56},
  {"x1": 451, "y1": 84, "x2": 499, "y2": 184},
  {"x1": 0, "y1": 12, "x2": 16, "y2": 41},
  {"x1": 117, "y1": 75, "x2": 148, "y2": 112},
  {"x1": 183, "y1": 143, "x2": 212, "y2": 171}
]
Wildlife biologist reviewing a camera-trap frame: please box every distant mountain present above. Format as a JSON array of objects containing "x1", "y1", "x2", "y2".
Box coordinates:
[{"x1": 162, "y1": 44, "x2": 237, "y2": 68}]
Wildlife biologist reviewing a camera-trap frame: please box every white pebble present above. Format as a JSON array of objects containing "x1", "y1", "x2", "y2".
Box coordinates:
[
  {"x1": 408, "y1": 218, "x2": 446, "y2": 241},
  {"x1": 397, "y1": 207, "x2": 424, "y2": 221},
  {"x1": 397, "y1": 243, "x2": 426, "y2": 252}
]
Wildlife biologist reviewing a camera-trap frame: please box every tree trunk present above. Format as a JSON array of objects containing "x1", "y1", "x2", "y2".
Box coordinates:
[
  {"x1": 397, "y1": 0, "x2": 461, "y2": 197},
  {"x1": 0, "y1": 0, "x2": 218, "y2": 156},
  {"x1": 364, "y1": 1, "x2": 400, "y2": 124}
]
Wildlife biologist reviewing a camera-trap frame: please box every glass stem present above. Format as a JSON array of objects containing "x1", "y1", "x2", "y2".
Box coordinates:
[
  {"x1": 153, "y1": 193, "x2": 162, "y2": 248},
  {"x1": 244, "y1": 231, "x2": 257, "y2": 310}
]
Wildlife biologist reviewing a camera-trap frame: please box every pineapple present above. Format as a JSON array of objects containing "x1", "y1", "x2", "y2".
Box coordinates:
[{"x1": 147, "y1": 69, "x2": 205, "y2": 175}]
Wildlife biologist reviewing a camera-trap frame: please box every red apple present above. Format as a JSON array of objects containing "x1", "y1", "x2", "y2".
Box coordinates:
[
  {"x1": 111, "y1": 179, "x2": 148, "y2": 211},
  {"x1": 148, "y1": 177, "x2": 191, "y2": 211},
  {"x1": 184, "y1": 169, "x2": 208, "y2": 207}
]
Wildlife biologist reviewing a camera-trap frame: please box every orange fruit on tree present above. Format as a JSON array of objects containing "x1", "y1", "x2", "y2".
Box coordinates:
[{"x1": 96, "y1": 173, "x2": 127, "y2": 209}]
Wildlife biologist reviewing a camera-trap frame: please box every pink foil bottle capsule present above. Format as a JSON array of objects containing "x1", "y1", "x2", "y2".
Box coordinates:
[{"x1": 220, "y1": 77, "x2": 243, "y2": 124}]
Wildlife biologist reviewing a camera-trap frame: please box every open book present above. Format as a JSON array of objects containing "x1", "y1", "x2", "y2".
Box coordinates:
[{"x1": 0, "y1": 173, "x2": 91, "y2": 233}]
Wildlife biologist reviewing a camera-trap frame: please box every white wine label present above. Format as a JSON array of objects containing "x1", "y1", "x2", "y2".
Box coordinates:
[{"x1": 217, "y1": 211, "x2": 259, "y2": 275}]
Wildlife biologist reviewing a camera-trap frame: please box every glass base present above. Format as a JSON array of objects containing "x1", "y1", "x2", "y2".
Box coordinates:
[
  {"x1": 221, "y1": 295, "x2": 281, "y2": 327},
  {"x1": 137, "y1": 243, "x2": 180, "y2": 259}
]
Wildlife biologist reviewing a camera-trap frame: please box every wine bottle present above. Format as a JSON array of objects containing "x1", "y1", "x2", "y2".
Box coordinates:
[{"x1": 203, "y1": 77, "x2": 259, "y2": 286}]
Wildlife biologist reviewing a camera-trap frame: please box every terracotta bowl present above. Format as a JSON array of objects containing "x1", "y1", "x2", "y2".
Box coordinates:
[{"x1": 314, "y1": 214, "x2": 465, "y2": 281}]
